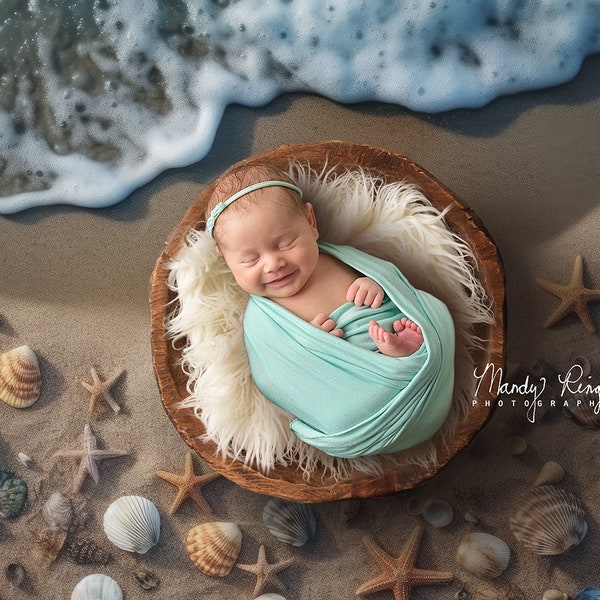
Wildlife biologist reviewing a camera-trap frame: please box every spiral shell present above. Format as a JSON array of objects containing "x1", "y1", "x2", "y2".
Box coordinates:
[
  {"x1": 263, "y1": 498, "x2": 316, "y2": 546},
  {"x1": 456, "y1": 532, "x2": 510, "y2": 579},
  {"x1": 103, "y1": 496, "x2": 160, "y2": 554},
  {"x1": 71, "y1": 574, "x2": 123, "y2": 600},
  {"x1": 422, "y1": 498, "x2": 454, "y2": 528},
  {"x1": 42, "y1": 491, "x2": 72, "y2": 531},
  {"x1": 0, "y1": 471, "x2": 28, "y2": 519},
  {"x1": 0, "y1": 345, "x2": 42, "y2": 408},
  {"x1": 186, "y1": 521, "x2": 242, "y2": 577},
  {"x1": 509, "y1": 485, "x2": 587, "y2": 555}
]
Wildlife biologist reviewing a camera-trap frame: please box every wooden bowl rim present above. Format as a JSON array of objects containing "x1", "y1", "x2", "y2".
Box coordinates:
[{"x1": 149, "y1": 140, "x2": 505, "y2": 503}]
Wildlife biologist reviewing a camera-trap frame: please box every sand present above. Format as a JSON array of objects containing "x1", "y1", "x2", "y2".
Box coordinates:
[{"x1": 0, "y1": 54, "x2": 599, "y2": 599}]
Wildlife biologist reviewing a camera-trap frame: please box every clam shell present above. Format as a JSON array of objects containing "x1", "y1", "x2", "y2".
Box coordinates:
[
  {"x1": 509, "y1": 485, "x2": 587, "y2": 555},
  {"x1": 563, "y1": 395, "x2": 600, "y2": 429},
  {"x1": 456, "y1": 532, "x2": 510, "y2": 579},
  {"x1": 0, "y1": 345, "x2": 42, "y2": 408},
  {"x1": 422, "y1": 498, "x2": 454, "y2": 528},
  {"x1": 103, "y1": 495, "x2": 160, "y2": 554},
  {"x1": 71, "y1": 574, "x2": 123, "y2": 600},
  {"x1": 186, "y1": 521, "x2": 242, "y2": 577},
  {"x1": 263, "y1": 498, "x2": 316, "y2": 546},
  {"x1": 42, "y1": 491, "x2": 73, "y2": 531},
  {"x1": 533, "y1": 461, "x2": 565, "y2": 487},
  {"x1": 0, "y1": 471, "x2": 28, "y2": 519}
]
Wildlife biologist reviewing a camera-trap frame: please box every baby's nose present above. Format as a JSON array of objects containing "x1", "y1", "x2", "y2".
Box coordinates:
[{"x1": 264, "y1": 252, "x2": 285, "y2": 271}]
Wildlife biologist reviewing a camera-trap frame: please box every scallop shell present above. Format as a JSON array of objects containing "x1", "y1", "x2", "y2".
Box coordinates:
[
  {"x1": 186, "y1": 521, "x2": 242, "y2": 577},
  {"x1": 0, "y1": 471, "x2": 28, "y2": 519},
  {"x1": 562, "y1": 395, "x2": 600, "y2": 429},
  {"x1": 263, "y1": 498, "x2": 316, "y2": 546},
  {"x1": 509, "y1": 485, "x2": 587, "y2": 555},
  {"x1": 422, "y1": 498, "x2": 454, "y2": 528},
  {"x1": 456, "y1": 532, "x2": 510, "y2": 579},
  {"x1": 42, "y1": 491, "x2": 73, "y2": 531},
  {"x1": 533, "y1": 461, "x2": 565, "y2": 487},
  {"x1": 103, "y1": 495, "x2": 160, "y2": 554},
  {"x1": 71, "y1": 574, "x2": 123, "y2": 600},
  {"x1": 0, "y1": 345, "x2": 42, "y2": 408}
]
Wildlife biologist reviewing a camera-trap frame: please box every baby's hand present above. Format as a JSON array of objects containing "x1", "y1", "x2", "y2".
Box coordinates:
[
  {"x1": 346, "y1": 277, "x2": 384, "y2": 308},
  {"x1": 310, "y1": 313, "x2": 343, "y2": 337}
]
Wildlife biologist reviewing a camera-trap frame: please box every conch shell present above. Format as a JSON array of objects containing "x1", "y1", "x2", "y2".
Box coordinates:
[
  {"x1": 186, "y1": 521, "x2": 242, "y2": 577},
  {"x1": 0, "y1": 345, "x2": 42, "y2": 408}
]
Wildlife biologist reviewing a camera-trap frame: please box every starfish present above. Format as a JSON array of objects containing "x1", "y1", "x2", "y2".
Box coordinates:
[
  {"x1": 81, "y1": 367, "x2": 124, "y2": 414},
  {"x1": 536, "y1": 255, "x2": 600, "y2": 333},
  {"x1": 155, "y1": 451, "x2": 221, "y2": 514},
  {"x1": 236, "y1": 545, "x2": 295, "y2": 598},
  {"x1": 53, "y1": 423, "x2": 128, "y2": 493},
  {"x1": 356, "y1": 525, "x2": 453, "y2": 600}
]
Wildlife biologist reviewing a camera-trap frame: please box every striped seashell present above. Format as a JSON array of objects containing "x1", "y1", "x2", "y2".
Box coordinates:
[
  {"x1": 103, "y1": 496, "x2": 160, "y2": 554},
  {"x1": 186, "y1": 521, "x2": 242, "y2": 577},
  {"x1": 0, "y1": 345, "x2": 42, "y2": 408},
  {"x1": 509, "y1": 485, "x2": 587, "y2": 555},
  {"x1": 263, "y1": 498, "x2": 316, "y2": 546},
  {"x1": 42, "y1": 492, "x2": 72, "y2": 531},
  {"x1": 71, "y1": 574, "x2": 123, "y2": 600},
  {"x1": 456, "y1": 532, "x2": 510, "y2": 579}
]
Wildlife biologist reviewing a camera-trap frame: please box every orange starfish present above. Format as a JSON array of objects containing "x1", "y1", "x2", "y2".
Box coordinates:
[
  {"x1": 536, "y1": 255, "x2": 600, "y2": 333},
  {"x1": 356, "y1": 525, "x2": 453, "y2": 600},
  {"x1": 81, "y1": 367, "x2": 123, "y2": 414},
  {"x1": 155, "y1": 451, "x2": 220, "y2": 514},
  {"x1": 236, "y1": 545, "x2": 295, "y2": 598}
]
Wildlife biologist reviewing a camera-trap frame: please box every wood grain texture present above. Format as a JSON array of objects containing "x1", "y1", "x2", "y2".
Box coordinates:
[{"x1": 149, "y1": 141, "x2": 505, "y2": 503}]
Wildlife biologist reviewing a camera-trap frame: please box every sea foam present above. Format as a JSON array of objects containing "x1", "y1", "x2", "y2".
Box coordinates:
[{"x1": 1, "y1": 0, "x2": 598, "y2": 213}]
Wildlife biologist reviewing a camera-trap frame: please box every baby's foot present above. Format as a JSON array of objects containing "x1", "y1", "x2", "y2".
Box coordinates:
[{"x1": 369, "y1": 317, "x2": 424, "y2": 357}]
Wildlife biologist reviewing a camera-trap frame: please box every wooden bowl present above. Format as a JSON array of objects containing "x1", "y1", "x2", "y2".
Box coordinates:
[{"x1": 149, "y1": 141, "x2": 505, "y2": 503}]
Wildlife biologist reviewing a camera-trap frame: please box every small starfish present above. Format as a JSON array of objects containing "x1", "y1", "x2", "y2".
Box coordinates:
[
  {"x1": 536, "y1": 255, "x2": 600, "y2": 333},
  {"x1": 356, "y1": 525, "x2": 453, "y2": 600},
  {"x1": 81, "y1": 367, "x2": 124, "y2": 414},
  {"x1": 236, "y1": 545, "x2": 295, "y2": 598},
  {"x1": 155, "y1": 451, "x2": 221, "y2": 514},
  {"x1": 53, "y1": 423, "x2": 128, "y2": 493}
]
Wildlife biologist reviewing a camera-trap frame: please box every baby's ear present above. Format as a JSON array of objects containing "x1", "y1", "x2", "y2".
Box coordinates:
[
  {"x1": 305, "y1": 202, "x2": 319, "y2": 235},
  {"x1": 215, "y1": 245, "x2": 222, "y2": 255}
]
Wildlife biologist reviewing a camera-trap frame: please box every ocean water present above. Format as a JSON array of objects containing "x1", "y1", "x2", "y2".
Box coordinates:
[{"x1": 1, "y1": 0, "x2": 598, "y2": 213}]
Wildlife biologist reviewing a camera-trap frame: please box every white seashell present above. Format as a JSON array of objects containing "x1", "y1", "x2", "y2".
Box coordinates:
[
  {"x1": 71, "y1": 574, "x2": 123, "y2": 600},
  {"x1": 456, "y1": 532, "x2": 510, "y2": 579},
  {"x1": 509, "y1": 485, "x2": 587, "y2": 555},
  {"x1": 543, "y1": 590, "x2": 568, "y2": 600},
  {"x1": 186, "y1": 521, "x2": 242, "y2": 577},
  {"x1": 103, "y1": 496, "x2": 160, "y2": 554},
  {"x1": 422, "y1": 498, "x2": 453, "y2": 528},
  {"x1": 533, "y1": 461, "x2": 565, "y2": 487},
  {"x1": 17, "y1": 452, "x2": 33, "y2": 467},
  {"x1": 42, "y1": 491, "x2": 73, "y2": 532},
  {"x1": 506, "y1": 436, "x2": 527, "y2": 455},
  {"x1": 0, "y1": 345, "x2": 42, "y2": 408},
  {"x1": 263, "y1": 498, "x2": 316, "y2": 546}
]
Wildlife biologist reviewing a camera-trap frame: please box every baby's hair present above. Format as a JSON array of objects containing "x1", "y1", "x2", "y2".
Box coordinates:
[{"x1": 205, "y1": 163, "x2": 306, "y2": 243}]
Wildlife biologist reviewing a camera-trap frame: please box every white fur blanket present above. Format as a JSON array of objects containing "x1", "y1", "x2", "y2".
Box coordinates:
[{"x1": 165, "y1": 163, "x2": 493, "y2": 479}]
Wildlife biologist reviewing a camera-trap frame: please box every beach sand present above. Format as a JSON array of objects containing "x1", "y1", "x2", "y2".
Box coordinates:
[{"x1": 0, "y1": 54, "x2": 599, "y2": 599}]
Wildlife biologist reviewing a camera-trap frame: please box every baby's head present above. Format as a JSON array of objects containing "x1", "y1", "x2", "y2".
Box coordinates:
[{"x1": 204, "y1": 164, "x2": 320, "y2": 299}]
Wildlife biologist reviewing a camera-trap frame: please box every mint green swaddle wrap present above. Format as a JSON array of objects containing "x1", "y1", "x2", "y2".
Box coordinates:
[{"x1": 243, "y1": 242, "x2": 455, "y2": 459}]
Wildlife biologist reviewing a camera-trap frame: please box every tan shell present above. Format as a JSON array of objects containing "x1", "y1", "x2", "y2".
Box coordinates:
[
  {"x1": 42, "y1": 492, "x2": 73, "y2": 532},
  {"x1": 0, "y1": 345, "x2": 42, "y2": 408},
  {"x1": 533, "y1": 462, "x2": 565, "y2": 487},
  {"x1": 509, "y1": 485, "x2": 587, "y2": 555},
  {"x1": 456, "y1": 532, "x2": 510, "y2": 579},
  {"x1": 186, "y1": 522, "x2": 242, "y2": 577}
]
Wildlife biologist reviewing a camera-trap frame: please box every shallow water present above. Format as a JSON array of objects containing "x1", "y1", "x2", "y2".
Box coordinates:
[{"x1": 0, "y1": 0, "x2": 598, "y2": 213}]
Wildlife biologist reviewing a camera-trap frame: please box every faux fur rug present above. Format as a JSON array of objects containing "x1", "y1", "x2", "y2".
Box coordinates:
[{"x1": 165, "y1": 163, "x2": 494, "y2": 480}]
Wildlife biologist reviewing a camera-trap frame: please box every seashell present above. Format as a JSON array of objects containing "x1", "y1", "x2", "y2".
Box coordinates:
[
  {"x1": 543, "y1": 590, "x2": 568, "y2": 600},
  {"x1": 71, "y1": 574, "x2": 123, "y2": 600},
  {"x1": 103, "y1": 495, "x2": 160, "y2": 554},
  {"x1": 464, "y1": 511, "x2": 479, "y2": 525},
  {"x1": 572, "y1": 355, "x2": 591, "y2": 377},
  {"x1": 479, "y1": 582, "x2": 526, "y2": 600},
  {"x1": 509, "y1": 485, "x2": 587, "y2": 555},
  {"x1": 31, "y1": 524, "x2": 68, "y2": 567},
  {"x1": 456, "y1": 532, "x2": 510, "y2": 579},
  {"x1": 17, "y1": 452, "x2": 33, "y2": 467},
  {"x1": 255, "y1": 595, "x2": 287, "y2": 600},
  {"x1": 506, "y1": 436, "x2": 527, "y2": 455},
  {"x1": 66, "y1": 536, "x2": 112, "y2": 565},
  {"x1": 263, "y1": 498, "x2": 316, "y2": 546},
  {"x1": 132, "y1": 568, "x2": 160, "y2": 591},
  {"x1": 0, "y1": 471, "x2": 28, "y2": 519},
  {"x1": 533, "y1": 461, "x2": 565, "y2": 487},
  {"x1": 422, "y1": 498, "x2": 453, "y2": 528},
  {"x1": 186, "y1": 521, "x2": 242, "y2": 577},
  {"x1": 563, "y1": 395, "x2": 600, "y2": 429},
  {"x1": 0, "y1": 345, "x2": 42, "y2": 408},
  {"x1": 5, "y1": 562, "x2": 26, "y2": 587},
  {"x1": 405, "y1": 496, "x2": 425, "y2": 516},
  {"x1": 42, "y1": 491, "x2": 73, "y2": 531}
]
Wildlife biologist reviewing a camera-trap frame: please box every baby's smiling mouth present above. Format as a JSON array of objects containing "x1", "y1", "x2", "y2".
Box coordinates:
[{"x1": 267, "y1": 270, "x2": 297, "y2": 286}]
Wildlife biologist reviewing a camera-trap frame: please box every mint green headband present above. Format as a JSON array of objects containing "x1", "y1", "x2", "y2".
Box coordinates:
[{"x1": 206, "y1": 180, "x2": 303, "y2": 238}]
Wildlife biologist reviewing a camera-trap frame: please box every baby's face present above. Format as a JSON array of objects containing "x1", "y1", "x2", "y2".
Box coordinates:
[{"x1": 216, "y1": 191, "x2": 320, "y2": 299}]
